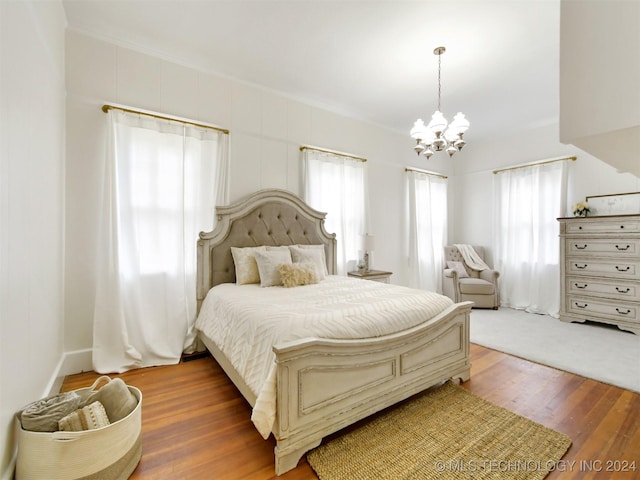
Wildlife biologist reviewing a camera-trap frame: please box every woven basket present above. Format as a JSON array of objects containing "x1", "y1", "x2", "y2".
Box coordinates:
[{"x1": 16, "y1": 378, "x2": 142, "y2": 480}]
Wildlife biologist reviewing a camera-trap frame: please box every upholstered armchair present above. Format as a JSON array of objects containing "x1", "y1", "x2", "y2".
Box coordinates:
[{"x1": 442, "y1": 245, "x2": 500, "y2": 309}]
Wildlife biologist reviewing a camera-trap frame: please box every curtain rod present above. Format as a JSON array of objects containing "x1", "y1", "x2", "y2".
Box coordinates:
[
  {"x1": 102, "y1": 104, "x2": 230, "y2": 134},
  {"x1": 493, "y1": 156, "x2": 576, "y2": 175},
  {"x1": 405, "y1": 167, "x2": 448, "y2": 179},
  {"x1": 299, "y1": 145, "x2": 367, "y2": 162}
]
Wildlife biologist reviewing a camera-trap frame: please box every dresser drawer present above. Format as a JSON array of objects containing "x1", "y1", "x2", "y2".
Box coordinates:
[
  {"x1": 565, "y1": 219, "x2": 640, "y2": 234},
  {"x1": 566, "y1": 276, "x2": 640, "y2": 302},
  {"x1": 566, "y1": 259, "x2": 640, "y2": 280},
  {"x1": 567, "y1": 295, "x2": 639, "y2": 323},
  {"x1": 565, "y1": 238, "x2": 640, "y2": 257}
]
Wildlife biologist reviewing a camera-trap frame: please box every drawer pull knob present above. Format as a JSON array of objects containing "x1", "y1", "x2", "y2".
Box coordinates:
[
  {"x1": 615, "y1": 266, "x2": 630, "y2": 272},
  {"x1": 575, "y1": 283, "x2": 588, "y2": 289},
  {"x1": 616, "y1": 308, "x2": 631, "y2": 315},
  {"x1": 615, "y1": 287, "x2": 630, "y2": 294},
  {"x1": 575, "y1": 302, "x2": 588, "y2": 308},
  {"x1": 575, "y1": 244, "x2": 588, "y2": 249},
  {"x1": 575, "y1": 264, "x2": 588, "y2": 269},
  {"x1": 615, "y1": 244, "x2": 630, "y2": 251}
]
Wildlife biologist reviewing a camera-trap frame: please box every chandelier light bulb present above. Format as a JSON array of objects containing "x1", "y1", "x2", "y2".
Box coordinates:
[{"x1": 410, "y1": 46, "x2": 469, "y2": 159}]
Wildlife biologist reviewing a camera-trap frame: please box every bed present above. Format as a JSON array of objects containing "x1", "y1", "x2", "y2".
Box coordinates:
[{"x1": 195, "y1": 188, "x2": 472, "y2": 475}]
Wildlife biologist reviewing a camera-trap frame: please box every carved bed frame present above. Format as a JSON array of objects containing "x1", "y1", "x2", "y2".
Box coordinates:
[{"x1": 196, "y1": 188, "x2": 472, "y2": 475}]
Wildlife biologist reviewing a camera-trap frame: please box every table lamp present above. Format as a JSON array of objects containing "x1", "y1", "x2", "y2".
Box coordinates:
[{"x1": 361, "y1": 234, "x2": 375, "y2": 272}]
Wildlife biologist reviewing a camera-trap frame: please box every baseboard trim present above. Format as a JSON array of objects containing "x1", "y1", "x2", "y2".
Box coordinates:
[{"x1": 60, "y1": 348, "x2": 93, "y2": 377}]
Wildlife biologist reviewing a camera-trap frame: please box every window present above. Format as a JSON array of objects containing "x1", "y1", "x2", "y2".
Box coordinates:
[
  {"x1": 494, "y1": 160, "x2": 569, "y2": 316},
  {"x1": 93, "y1": 109, "x2": 229, "y2": 373},
  {"x1": 407, "y1": 169, "x2": 448, "y2": 292},
  {"x1": 301, "y1": 148, "x2": 367, "y2": 274}
]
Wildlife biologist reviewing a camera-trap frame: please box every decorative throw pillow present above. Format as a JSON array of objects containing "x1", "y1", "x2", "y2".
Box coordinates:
[
  {"x1": 253, "y1": 249, "x2": 293, "y2": 287},
  {"x1": 288, "y1": 245, "x2": 327, "y2": 281},
  {"x1": 279, "y1": 263, "x2": 318, "y2": 288},
  {"x1": 231, "y1": 246, "x2": 267, "y2": 284},
  {"x1": 447, "y1": 260, "x2": 469, "y2": 278}
]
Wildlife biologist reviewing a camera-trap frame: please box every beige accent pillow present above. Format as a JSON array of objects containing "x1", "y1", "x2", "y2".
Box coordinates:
[
  {"x1": 231, "y1": 246, "x2": 267, "y2": 284},
  {"x1": 289, "y1": 245, "x2": 326, "y2": 280},
  {"x1": 279, "y1": 263, "x2": 318, "y2": 288},
  {"x1": 253, "y1": 249, "x2": 293, "y2": 287},
  {"x1": 447, "y1": 260, "x2": 469, "y2": 278}
]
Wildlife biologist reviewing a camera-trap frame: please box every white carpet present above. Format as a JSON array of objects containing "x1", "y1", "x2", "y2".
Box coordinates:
[{"x1": 470, "y1": 308, "x2": 640, "y2": 393}]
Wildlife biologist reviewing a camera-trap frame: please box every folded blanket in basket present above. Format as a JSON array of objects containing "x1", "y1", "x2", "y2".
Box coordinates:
[
  {"x1": 20, "y1": 391, "x2": 82, "y2": 432},
  {"x1": 84, "y1": 377, "x2": 137, "y2": 423},
  {"x1": 58, "y1": 401, "x2": 110, "y2": 431}
]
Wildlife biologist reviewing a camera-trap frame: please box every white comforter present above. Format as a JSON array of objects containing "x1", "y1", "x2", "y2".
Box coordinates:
[{"x1": 195, "y1": 275, "x2": 453, "y2": 438}]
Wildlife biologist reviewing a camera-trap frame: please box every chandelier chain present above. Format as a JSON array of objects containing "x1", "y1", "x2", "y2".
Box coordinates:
[{"x1": 437, "y1": 51, "x2": 442, "y2": 112}]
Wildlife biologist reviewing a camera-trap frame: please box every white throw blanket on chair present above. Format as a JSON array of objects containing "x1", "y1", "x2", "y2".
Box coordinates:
[{"x1": 454, "y1": 244, "x2": 490, "y2": 271}]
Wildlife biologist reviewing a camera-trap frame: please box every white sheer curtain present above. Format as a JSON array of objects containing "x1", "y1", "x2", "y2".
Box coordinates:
[
  {"x1": 93, "y1": 110, "x2": 229, "y2": 373},
  {"x1": 302, "y1": 149, "x2": 367, "y2": 275},
  {"x1": 494, "y1": 160, "x2": 568, "y2": 317},
  {"x1": 407, "y1": 170, "x2": 448, "y2": 292}
]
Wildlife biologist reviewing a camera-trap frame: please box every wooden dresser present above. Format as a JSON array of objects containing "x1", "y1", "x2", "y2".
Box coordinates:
[{"x1": 558, "y1": 214, "x2": 640, "y2": 334}]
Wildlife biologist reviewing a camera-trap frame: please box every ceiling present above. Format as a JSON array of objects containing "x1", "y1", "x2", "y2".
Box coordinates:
[{"x1": 62, "y1": 0, "x2": 561, "y2": 143}]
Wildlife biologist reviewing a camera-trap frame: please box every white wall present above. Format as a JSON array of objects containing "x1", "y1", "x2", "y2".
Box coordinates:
[
  {"x1": 64, "y1": 31, "x2": 455, "y2": 361},
  {"x1": 0, "y1": 1, "x2": 67, "y2": 477},
  {"x1": 559, "y1": 0, "x2": 640, "y2": 176},
  {"x1": 451, "y1": 123, "x2": 640, "y2": 267}
]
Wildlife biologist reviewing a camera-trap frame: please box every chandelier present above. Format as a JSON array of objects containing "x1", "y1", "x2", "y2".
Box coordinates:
[{"x1": 410, "y1": 46, "x2": 470, "y2": 158}]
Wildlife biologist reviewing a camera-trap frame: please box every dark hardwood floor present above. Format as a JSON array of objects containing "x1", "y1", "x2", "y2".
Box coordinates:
[{"x1": 61, "y1": 344, "x2": 640, "y2": 479}]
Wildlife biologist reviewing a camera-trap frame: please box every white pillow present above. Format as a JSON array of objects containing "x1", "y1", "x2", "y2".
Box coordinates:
[
  {"x1": 231, "y1": 246, "x2": 266, "y2": 285},
  {"x1": 253, "y1": 249, "x2": 293, "y2": 287},
  {"x1": 447, "y1": 260, "x2": 469, "y2": 278},
  {"x1": 292, "y1": 244, "x2": 329, "y2": 276},
  {"x1": 289, "y1": 245, "x2": 326, "y2": 281},
  {"x1": 266, "y1": 246, "x2": 290, "y2": 253}
]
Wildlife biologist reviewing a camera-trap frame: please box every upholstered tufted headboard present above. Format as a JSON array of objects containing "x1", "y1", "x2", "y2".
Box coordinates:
[{"x1": 196, "y1": 189, "x2": 337, "y2": 311}]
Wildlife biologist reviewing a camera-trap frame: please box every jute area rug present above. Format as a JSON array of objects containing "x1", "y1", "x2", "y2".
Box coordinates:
[{"x1": 307, "y1": 382, "x2": 571, "y2": 480}]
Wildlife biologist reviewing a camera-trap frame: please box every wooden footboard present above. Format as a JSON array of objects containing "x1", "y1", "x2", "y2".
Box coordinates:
[{"x1": 271, "y1": 300, "x2": 472, "y2": 475}]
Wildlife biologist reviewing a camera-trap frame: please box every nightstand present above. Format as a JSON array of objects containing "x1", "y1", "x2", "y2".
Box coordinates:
[{"x1": 348, "y1": 269, "x2": 392, "y2": 283}]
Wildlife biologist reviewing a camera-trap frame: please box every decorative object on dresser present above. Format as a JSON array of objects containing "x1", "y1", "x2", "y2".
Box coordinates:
[
  {"x1": 347, "y1": 269, "x2": 392, "y2": 283},
  {"x1": 558, "y1": 214, "x2": 640, "y2": 335},
  {"x1": 572, "y1": 200, "x2": 590, "y2": 217},
  {"x1": 442, "y1": 245, "x2": 500, "y2": 309},
  {"x1": 586, "y1": 192, "x2": 640, "y2": 216}
]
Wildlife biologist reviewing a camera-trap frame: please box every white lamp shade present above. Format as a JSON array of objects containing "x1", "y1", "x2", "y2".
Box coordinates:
[
  {"x1": 361, "y1": 234, "x2": 375, "y2": 252},
  {"x1": 410, "y1": 119, "x2": 424, "y2": 139},
  {"x1": 449, "y1": 112, "x2": 470, "y2": 135},
  {"x1": 427, "y1": 110, "x2": 448, "y2": 135}
]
